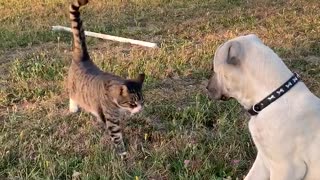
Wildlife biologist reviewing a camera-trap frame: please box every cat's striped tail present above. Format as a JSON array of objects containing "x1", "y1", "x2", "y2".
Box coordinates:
[{"x1": 69, "y1": 0, "x2": 89, "y2": 62}]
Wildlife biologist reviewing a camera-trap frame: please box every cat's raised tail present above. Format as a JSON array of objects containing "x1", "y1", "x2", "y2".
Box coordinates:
[{"x1": 69, "y1": 0, "x2": 90, "y2": 62}]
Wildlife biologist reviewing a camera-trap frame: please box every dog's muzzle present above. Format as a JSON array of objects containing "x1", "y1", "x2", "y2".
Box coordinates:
[
  {"x1": 220, "y1": 94, "x2": 230, "y2": 101},
  {"x1": 206, "y1": 77, "x2": 229, "y2": 101}
]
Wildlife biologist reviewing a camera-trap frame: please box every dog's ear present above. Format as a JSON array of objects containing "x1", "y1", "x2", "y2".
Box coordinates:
[{"x1": 226, "y1": 41, "x2": 242, "y2": 66}]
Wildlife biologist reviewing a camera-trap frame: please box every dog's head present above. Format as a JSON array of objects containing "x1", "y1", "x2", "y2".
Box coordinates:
[{"x1": 207, "y1": 34, "x2": 265, "y2": 103}]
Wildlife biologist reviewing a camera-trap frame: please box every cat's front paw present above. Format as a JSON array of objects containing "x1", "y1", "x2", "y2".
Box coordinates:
[
  {"x1": 118, "y1": 151, "x2": 128, "y2": 160},
  {"x1": 115, "y1": 143, "x2": 127, "y2": 159}
]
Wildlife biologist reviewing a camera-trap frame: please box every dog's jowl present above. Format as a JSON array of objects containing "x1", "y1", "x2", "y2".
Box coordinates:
[{"x1": 207, "y1": 34, "x2": 320, "y2": 180}]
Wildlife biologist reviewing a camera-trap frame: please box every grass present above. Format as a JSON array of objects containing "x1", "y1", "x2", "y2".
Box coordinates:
[{"x1": 1, "y1": 0, "x2": 320, "y2": 179}]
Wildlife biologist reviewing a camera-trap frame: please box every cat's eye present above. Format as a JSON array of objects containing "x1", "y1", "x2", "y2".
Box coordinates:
[{"x1": 129, "y1": 102, "x2": 137, "y2": 107}]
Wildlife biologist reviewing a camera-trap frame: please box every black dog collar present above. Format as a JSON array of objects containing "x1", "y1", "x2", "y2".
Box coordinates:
[{"x1": 248, "y1": 72, "x2": 300, "y2": 116}]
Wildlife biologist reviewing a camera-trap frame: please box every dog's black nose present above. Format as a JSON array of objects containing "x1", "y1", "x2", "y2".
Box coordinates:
[{"x1": 206, "y1": 85, "x2": 209, "y2": 90}]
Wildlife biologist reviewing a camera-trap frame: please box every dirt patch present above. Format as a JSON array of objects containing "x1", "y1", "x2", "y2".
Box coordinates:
[
  {"x1": 283, "y1": 56, "x2": 320, "y2": 63},
  {"x1": 304, "y1": 56, "x2": 320, "y2": 64}
]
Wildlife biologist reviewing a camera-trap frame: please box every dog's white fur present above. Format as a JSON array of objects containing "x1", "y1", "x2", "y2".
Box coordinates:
[{"x1": 207, "y1": 34, "x2": 320, "y2": 179}]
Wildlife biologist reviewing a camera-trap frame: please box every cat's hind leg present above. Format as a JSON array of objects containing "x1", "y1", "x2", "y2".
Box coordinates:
[{"x1": 69, "y1": 98, "x2": 79, "y2": 113}]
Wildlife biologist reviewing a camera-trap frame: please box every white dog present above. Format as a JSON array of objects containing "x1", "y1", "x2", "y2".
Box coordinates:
[{"x1": 206, "y1": 34, "x2": 320, "y2": 180}]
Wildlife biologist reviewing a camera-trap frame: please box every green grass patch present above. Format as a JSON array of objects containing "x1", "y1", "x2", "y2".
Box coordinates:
[{"x1": 1, "y1": 52, "x2": 67, "y2": 106}]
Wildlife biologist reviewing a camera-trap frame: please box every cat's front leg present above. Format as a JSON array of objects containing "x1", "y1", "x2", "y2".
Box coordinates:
[
  {"x1": 105, "y1": 118, "x2": 127, "y2": 158},
  {"x1": 97, "y1": 110, "x2": 127, "y2": 158}
]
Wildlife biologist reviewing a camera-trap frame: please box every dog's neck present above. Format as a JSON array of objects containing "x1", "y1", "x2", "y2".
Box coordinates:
[{"x1": 236, "y1": 57, "x2": 294, "y2": 110}]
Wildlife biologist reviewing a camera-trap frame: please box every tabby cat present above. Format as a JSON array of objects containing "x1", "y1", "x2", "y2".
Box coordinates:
[{"x1": 67, "y1": 0, "x2": 145, "y2": 156}]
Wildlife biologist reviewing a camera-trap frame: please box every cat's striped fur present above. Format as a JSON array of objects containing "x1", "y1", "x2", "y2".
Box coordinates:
[{"x1": 67, "y1": 0, "x2": 145, "y2": 156}]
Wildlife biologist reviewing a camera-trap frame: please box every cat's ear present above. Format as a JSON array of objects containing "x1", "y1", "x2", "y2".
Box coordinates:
[
  {"x1": 136, "y1": 73, "x2": 145, "y2": 84},
  {"x1": 106, "y1": 82, "x2": 128, "y2": 97},
  {"x1": 119, "y1": 85, "x2": 128, "y2": 96}
]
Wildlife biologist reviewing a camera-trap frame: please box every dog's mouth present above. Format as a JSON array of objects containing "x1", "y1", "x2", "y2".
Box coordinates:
[
  {"x1": 207, "y1": 91, "x2": 230, "y2": 101},
  {"x1": 220, "y1": 94, "x2": 230, "y2": 101}
]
